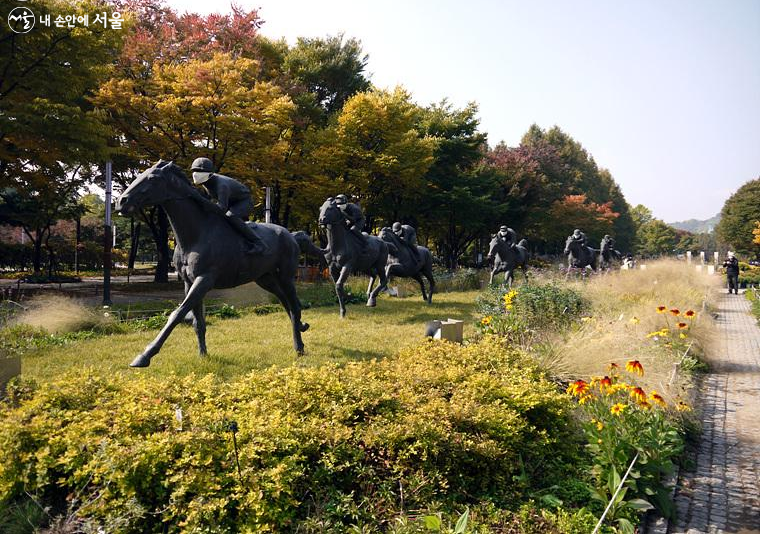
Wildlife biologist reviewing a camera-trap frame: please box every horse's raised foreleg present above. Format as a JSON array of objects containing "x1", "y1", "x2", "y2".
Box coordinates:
[
  {"x1": 489, "y1": 267, "x2": 497, "y2": 286},
  {"x1": 368, "y1": 260, "x2": 389, "y2": 307},
  {"x1": 130, "y1": 275, "x2": 213, "y2": 368},
  {"x1": 505, "y1": 269, "x2": 514, "y2": 288}
]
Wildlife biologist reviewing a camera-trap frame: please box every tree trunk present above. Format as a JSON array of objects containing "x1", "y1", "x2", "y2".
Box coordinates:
[
  {"x1": 128, "y1": 219, "x2": 141, "y2": 269},
  {"x1": 154, "y1": 207, "x2": 170, "y2": 283},
  {"x1": 31, "y1": 229, "x2": 43, "y2": 275}
]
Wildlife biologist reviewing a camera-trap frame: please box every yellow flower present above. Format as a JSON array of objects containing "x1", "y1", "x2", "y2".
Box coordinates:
[
  {"x1": 578, "y1": 394, "x2": 594, "y2": 405},
  {"x1": 630, "y1": 387, "x2": 646, "y2": 403},
  {"x1": 566, "y1": 380, "x2": 590, "y2": 397},
  {"x1": 656, "y1": 306, "x2": 667, "y2": 314},
  {"x1": 625, "y1": 360, "x2": 644, "y2": 376},
  {"x1": 610, "y1": 403, "x2": 626, "y2": 416},
  {"x1": 676, "y1": 401, "x2": 692, "y2": 412},
  {"x1": 638, "y1": 399, "x2": 652, "y2": 410},
  {"x1": 650, "y1": 391, "x2": 666, "y2": 406},
  {"x1": 481, "y1": 316, "x2": 492, "y2": 326},
  {"x1": 596, "y1": 421, "x2": 604, "y2": 431},
  {"x1": 670, "y1": 308, "x2": 681, "y2": 317},
  {"x1": 684, "y1": 310, "x2": 696, "y2": 319},
  {"x1": 679, "y1": 333, "x2": 687, "y2": 339},
  {"x1": 629, "y1": 316, "x2": 640, "y2": 324}
]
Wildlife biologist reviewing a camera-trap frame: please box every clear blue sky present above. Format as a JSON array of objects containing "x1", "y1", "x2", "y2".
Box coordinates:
[{"x1": 168, "y1": 0, "x2": 760, "y2": 222}]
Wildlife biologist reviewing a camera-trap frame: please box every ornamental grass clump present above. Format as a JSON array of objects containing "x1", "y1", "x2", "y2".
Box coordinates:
[
  {"x1": 475, "y1": 282, "x2": 586, "y2": 339},
  {"x1": 566, "y1": 360, "x2": 688, "y2": 534},
  {"x1": 0, "y1": 338, "x2": 577, "y2": 533}
]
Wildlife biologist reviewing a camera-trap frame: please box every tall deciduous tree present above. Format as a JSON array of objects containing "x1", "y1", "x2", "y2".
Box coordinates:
[
  {"x1": 317, "y1": 87, "x2": 435, "y2": 227},
  {"x1": 636, "y1": 219, "x2": 677, "y2": 257},
  {"x1": 415, "y1": 101, "x2": 495, "y2": 267},
  {"x1": 543, "y1": 194, "x2": 619, "y2": 248},
  {"x1": 716, "y1": 178, "x2": 760, "y2": 255}
]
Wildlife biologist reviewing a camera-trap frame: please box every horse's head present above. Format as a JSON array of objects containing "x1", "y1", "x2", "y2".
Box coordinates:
[
  {"x1": 378, "y1": 227, "x2": 394, "y2": 243},
  {"x1": 116, "y1": 160, "x2": 188, "y2": 215},
  {"x1": 564, "y1": 236, "x2": 578, "y2": 256},
  {"x1": 318, "y1": 198, "x2": 342, "y2": 227},
  {"x1": 487, "y1": 235, "x2": 503, "y2": 260}
]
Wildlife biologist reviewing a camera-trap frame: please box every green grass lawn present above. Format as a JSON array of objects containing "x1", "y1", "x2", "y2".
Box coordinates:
[{"x1": 21, "y1": 291, "x2": 480, "y2": 382}]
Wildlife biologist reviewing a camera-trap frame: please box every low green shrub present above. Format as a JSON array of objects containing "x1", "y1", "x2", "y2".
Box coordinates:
[
  {"x1": 0, "y1": 338, "x2": 578, "y2": 532},
  {"x1": 476, "y1": 282, "x2": 587, "y2": 339}
]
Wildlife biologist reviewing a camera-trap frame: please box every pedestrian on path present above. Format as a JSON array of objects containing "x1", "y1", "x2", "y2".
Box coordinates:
[{"x1": 723, "y1": 251, "x2": 740, "y2": 294}]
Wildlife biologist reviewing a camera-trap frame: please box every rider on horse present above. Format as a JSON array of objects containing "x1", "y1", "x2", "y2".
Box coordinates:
[
  {"x1": 497, "y1": 225, "x2": 518, "y2": 247},
  {"x1": 601, "y1": 234, "x2": 615, "y2": 254},
  {"x1": 190, "y1": 157, "x2": 268, "y2": 255},
  {"x1": 335, "y1": 194, "x2": 368, "y2": 252},
  {"x1": 392, "y1": 222, "x2": 421, "y2": 263},
  {"x1": 570, "y1": 228, "x2": 587, "y2": 247}
]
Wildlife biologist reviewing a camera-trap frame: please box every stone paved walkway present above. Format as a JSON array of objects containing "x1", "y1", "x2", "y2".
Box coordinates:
[{"x1": 668, "y1": 293, "x2": 760, "y2": 534}]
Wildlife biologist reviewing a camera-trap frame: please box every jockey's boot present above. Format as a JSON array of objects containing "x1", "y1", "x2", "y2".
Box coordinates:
[{"x1": 228, "y1": 215, "x2": 269, "y2": 255}]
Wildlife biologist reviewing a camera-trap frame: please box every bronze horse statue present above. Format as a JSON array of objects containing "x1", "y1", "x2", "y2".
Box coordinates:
[
  {"x1": 378, "y1": 226, "x2": 436, "y2": 304},
  {"x1": 315, "y1": 198, "x2": 390, "y2": 317},
  {"x1": 564, "y1": 235, "x2": 600, "y2": 274},
  {"x1": 486, "y1": 236, "x2": 530, "y2": 287},
  {"x1": 116, "y1": 160, "x2": 309, "y2": 367}
]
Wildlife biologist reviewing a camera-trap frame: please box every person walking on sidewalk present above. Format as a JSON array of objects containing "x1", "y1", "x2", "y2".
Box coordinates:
[{"x1": 723, "y1": 251, "x2": 740, "y2": 294}]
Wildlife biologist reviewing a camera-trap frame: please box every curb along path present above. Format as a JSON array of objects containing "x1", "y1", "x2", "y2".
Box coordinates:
[{"x1": 669, "y1": 293, "x2": 760, "y2": 534}]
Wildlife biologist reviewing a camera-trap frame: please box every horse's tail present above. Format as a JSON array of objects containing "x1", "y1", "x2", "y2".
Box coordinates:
[{"x1": 293, "y1": 231, "x2": 328, "y2": 267}]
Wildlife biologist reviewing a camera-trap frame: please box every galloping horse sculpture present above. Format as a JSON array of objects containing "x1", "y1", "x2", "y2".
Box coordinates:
[
  {"x1": 316, "y1": 198, "x2": 390, "y2": 317},
  {"x1": 486, "y1": 236, "x2": 530, "y2": 287},
  {"x1": 116, "y1": 160, "x2": 309, "y2": 367},
  {"x1": 564, "y1": 235, "x2": 600, "y2": 274},
  {"x1": 378, "y1": 227, "x2": 436, "y2": 304},
  {"x1": 598, "y1": 241, "x2": 622, "y2": 271}
]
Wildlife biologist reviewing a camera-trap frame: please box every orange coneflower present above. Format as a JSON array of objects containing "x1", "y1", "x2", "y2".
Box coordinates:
[
  {"x1": 599, "y1": 376, "x2": 613, "y2": 390},
  {"x1": 670, "y1": 308, "x2": 681, "y2": 317},
  {"x1": 630, "y1": 387, "x2": 647, "y2": 403},
  {"x1": 650, "y1": 391, "x2": 666, "y2": 406},
  {"x1": 566, "y1": 380, "x2": 590, "y2": 397},
  {"x1": 607, "y1": 362, "x2": 619, "y2": 372},
  {"x1": 625, "y1": 360, "x2": 644, "y2": 376},
  {"x1": 684, "y1": 310, "x2": 696, "y2": 319},
  {"x1": 656, "y1": 306, "x2": 667, "y2": 314},
  {"x1": 677, "y1": 322, "x2": 688, "y2": 329},
  {"x1": 638, "y1": 399, "x2": 652, "y2": 410},
  {"x1": 610, "y1": 403, "x2": 626, "y2": 416}
]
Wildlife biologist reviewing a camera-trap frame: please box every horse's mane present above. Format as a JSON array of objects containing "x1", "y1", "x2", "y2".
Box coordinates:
[{"x1": 154, "y1": 160, "x2": 219, "y2": 211}]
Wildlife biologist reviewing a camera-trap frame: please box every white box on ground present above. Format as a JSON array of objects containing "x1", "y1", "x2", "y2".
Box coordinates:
[
  {"x1": 427, "y1": 319, "x2": 464, "y2": 343},
  {"x1": 707, "y1": 265, "x2": 715, "y2": 275},
  {"x1": 695, "y1": 265, "x2": 703, "y2": 272},
  {"x1": 640, "y1": 264, "x2": 647, "y2": 270}
]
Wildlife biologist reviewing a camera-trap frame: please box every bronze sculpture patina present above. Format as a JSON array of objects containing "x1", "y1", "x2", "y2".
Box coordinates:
[
  {"x1": 598, "y1": 234, "x2": 621, "y2": 271},
  {"x1": 486, "y1": 228, "x2": 529, "y2": 287},
  {"x1": 379, "y1": 224, "x2": 435, "y2": 304},
  {"x1": 315, "y1": 197, "x2": 389, "y2": 317},
  {"x1": 564, "y1": 228, "x2": 600, "y2": 272},
  {"x1": 190, "y1": 157, "x2": 269, "y2": 255},
  {"x1": 116, "y1": 160, "x2": 309, "y2": 367}
]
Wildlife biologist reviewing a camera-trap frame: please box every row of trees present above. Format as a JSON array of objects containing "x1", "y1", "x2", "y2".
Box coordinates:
[{"x1": 2, "y1": 0, "x2": 747, "y2": 278}]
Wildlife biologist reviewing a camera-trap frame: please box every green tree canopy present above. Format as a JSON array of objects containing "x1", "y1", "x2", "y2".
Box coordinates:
[{"x1": 716, "y1": 177, "x2": 760, "y2": 256}]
